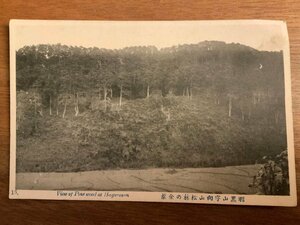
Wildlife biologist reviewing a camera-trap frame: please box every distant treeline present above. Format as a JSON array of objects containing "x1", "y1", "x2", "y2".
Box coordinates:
[{"x1": 16, "y1": 41, "x2": 285, "y2": 122}]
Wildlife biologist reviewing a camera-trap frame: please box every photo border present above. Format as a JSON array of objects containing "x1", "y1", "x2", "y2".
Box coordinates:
[{"x1": 9, "y1": 19, "x2": 297, "y2": 206}]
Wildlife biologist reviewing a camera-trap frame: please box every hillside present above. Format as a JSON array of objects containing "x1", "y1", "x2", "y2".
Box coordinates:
[
  {"x1": 16, "y1": 41, "x2": 287, "y2": 173},
  {"x1": 17, "y1": 94, "x2": 286, "y2": 172}
]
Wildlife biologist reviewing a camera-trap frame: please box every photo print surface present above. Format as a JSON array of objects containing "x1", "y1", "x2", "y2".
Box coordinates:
[{"x1": 9, "y1": 20, "x2": 297, "y2": 206}]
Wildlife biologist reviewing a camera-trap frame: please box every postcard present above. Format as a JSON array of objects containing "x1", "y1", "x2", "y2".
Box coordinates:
[{"x1": 9, "y1": 20, "x2": 297, "y2": 206}]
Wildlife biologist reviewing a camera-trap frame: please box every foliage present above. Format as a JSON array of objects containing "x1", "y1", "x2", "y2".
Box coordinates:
[
  {"x1": 16, "y1": 42, "x2": 285, "y2": 106},
  {"x1": 17, "y1": 94, "x2": 287, "y2": 172},
  {"x1": 249, "y1": 150, "x2": 289, "y2": 195},
  {"x1": 17, "y1": 90, "x2": 43, "y2": 138}
]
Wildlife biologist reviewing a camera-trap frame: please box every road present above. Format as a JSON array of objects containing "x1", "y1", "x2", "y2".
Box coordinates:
[{"x1": 16, "y1": 164, "x2": 261, "y2": 194}]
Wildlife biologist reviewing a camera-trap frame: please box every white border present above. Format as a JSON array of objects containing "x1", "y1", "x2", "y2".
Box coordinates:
[{"x1": 9, "y1": 20, "x2": 297, "y2": 206}]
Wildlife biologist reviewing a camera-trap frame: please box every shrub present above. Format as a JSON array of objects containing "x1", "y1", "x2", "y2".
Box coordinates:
[
  {"x1": 17, "y1": 90, "x2": 43, "y2": 138},
  {"x1": 249, "y1": 150, "x2": 289, "y2": 195}
]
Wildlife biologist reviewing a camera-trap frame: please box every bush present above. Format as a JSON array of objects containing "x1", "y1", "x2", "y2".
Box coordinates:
[
  {"x1": 17, "y1": 90, "x2": 43, "y2": 138},
  {"x1": 249, "y1": 150, "x2": 289, "y2": 195}
]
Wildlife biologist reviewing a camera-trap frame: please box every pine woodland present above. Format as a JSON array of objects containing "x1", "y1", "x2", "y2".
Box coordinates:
[{"x1": 16, "y1": 41, "x2": 287, "y2": 175}]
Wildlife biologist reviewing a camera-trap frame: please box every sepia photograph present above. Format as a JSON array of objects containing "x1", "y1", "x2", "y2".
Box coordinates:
[{"x1": 9, "y1": 20, "x2": 296, "y2": 206}]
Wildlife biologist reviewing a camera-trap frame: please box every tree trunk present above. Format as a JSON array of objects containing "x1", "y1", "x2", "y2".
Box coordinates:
[
  {"x1": 110, "y1": 88, "x2": 113, "y2": 99},
  {"x1": 49, "y1": 95, "x2": 52, "y2": 116},
  {"x1": 74, "y1": 93, "x2": 79, "y2": 116},
  {"x1": 228, "y1": 96, "x2": 232, "y2": 117},
  {"x1": 147, "y1": 84, "x2": 150, "y2": 98},
  {"x1": 56, "y1": 100, "x2": 59, "y2": 116},
  {"x1": 275, "y1": 111, "x2": 279, "y2": 124},
  {"x1": 34, "y1": 97, "x2": 37, "y2": 130},
  {"x1": 104, "y1": 87, "x2": 107, "y2": 112},
  {"x1": 186, "y1": 87, "x2": 188, "y2": 98},
  {"x1": 253, "y1": 94, "x2": 256, "y2": 105},
  {"x1": 241, "y1": 107, "x2": 245, "y2": 121},
  {"x1": 76, "y1": 93, "x2": 79, "y2": 116},
  {"x1": 99, "y1": 87, "x2": 101, "y2": 100},
  {"x1": 189, "y1": 87, "x2": 192, "y2": 99},
  {"x1": 34, "y1": 98, "x2": 37, "y2": 116},
  {"x1": 62, "y1": 99, "x2": 67, "y2": 118},
  {"x1": 161, "y1": 105, "x2": 171, "y2": 122},
  {"x1": 38, "y1": 108, "x2": 43, "y2": 117},
  {"x1": 119, "y1": 85, "x2": 123, "y2": 107}
]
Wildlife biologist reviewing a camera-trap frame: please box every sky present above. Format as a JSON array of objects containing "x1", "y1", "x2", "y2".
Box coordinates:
[{"x1": 11, "y1": 20, "x2": 288, "y2": 51}]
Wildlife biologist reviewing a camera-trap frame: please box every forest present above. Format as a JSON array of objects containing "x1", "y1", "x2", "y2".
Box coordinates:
[{"x1": 16, "y1": 41, "x2": 287, "y2": 172}]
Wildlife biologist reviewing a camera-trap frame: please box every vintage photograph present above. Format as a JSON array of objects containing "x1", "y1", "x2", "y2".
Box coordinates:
[{"x1": 9, "y1": 20, "x2": 296, "y2": 205}]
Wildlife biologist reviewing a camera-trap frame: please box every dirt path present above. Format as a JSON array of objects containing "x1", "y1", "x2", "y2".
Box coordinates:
[{"x1": 16, "y1": 165, "x2": 261, "y2": 194}]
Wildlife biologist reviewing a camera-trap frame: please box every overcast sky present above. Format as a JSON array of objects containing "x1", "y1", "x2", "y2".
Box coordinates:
[{"x1": 11, "y1": 20, "x2": 288, "y2": 52}]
